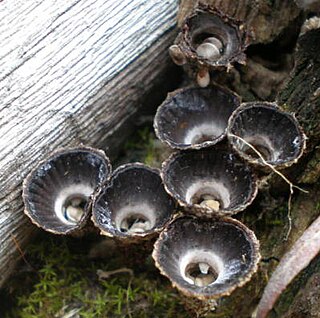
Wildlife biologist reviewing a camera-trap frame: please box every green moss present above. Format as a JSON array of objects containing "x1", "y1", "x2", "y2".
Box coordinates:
[
  {"x1": 3, "y1": 235, "x2": 187, "y2": 318},
  {"x1": 0, "y1": 125, "x2": 204, "y2": 318},
  {"x1": 117, "y1": 125, "x2": 171, "y2": 168}
]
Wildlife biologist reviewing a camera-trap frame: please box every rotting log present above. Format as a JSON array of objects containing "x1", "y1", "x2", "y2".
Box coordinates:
[
  {"x1": 214, "y1": 16, "x2": 320, "y2": 318},
  {"x1": 172, "y1": 2, "x2": 320, "y2": 316},
  {"x1": 0, "y1": 0, "x2": 180, "y2": 288},
  {"x1": 177, "y1": 0, "x2": 301, "y2": 44},
  {"x1": 175, "y1": 0, "x2": 306, "y2": 101},
  {"x1": 261, "y1": 19, "x2": 320, "y2": 318},
  {"x1": 278, "y1": 21, "x2": 320, "y2": 152}
]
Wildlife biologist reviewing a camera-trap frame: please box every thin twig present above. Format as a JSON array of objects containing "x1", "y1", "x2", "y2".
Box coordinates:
[
  {"x1": 286, "y1": 186, "x2": 294, "y2": 241},
  {"x1": 10, "y1": 233, "x2": 34, "y2": 270},
  {"x1": 96, "y1": 267, "x2": 133, "y2": 280},
  {"x1": 229, "y1": 134, "x2": 307, "y2": 193},
  {"x1": 229, "y1": 134, "x2": 308, "y2": 240}
]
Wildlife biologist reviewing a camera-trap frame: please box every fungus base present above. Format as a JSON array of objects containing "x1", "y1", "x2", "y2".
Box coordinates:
[
  {"x1": 236, "y1": 135, "x2": 277, "y2": 162},
  {"x1": 183, "y1": 123, "x2": 224, "y2": 145}
]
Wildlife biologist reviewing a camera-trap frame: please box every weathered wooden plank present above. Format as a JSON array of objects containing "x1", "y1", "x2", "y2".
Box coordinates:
[{"x1": 0, "y1": 0, "x2": 179, "y2": 287}]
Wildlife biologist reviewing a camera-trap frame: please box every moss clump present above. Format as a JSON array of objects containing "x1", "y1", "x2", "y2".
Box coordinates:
[
  {"x1": 2, "y1": 235, "x2": 187, "y2": 318},
  {"x1": 116, "y1": 125, "x2": 172, "y2": 169},
  {"x1": 0, "y1": 125, "x2": 182, "y2": 318}
]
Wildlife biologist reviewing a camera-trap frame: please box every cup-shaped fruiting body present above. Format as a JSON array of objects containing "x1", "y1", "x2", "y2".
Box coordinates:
[
  {"x1": 170, "y1": 4, "x2": 248, "y2": 70},
  {"x1": 154, "y1": 86, "x2": 240, "y2": 150},
  {"x1": 227, "y1": 102, "x2": 306, "y2": 169},
  {"x1": 23, "y1": 147, "x2": 112, "y2": 235},
  {"x1": 152, "y1": 216, "x2": 260, "y2": 303},
  {"x1": 92, "y1": 163, "x2": 176, "y2": 243},
  {"x1": 161, "y1": 148, "x2": 257, "y2": 217}
]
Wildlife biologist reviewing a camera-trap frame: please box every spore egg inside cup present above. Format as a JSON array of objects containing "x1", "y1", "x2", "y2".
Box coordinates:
[
  {"x1": 179, "y1": 7, "x2": 247, "y2": 68},
  {"x1": 161, "y1": 148, "x2": 257, "y2": 217},
  {"x1": 152, "y1": 216, "x2": 260, "y2": 300},
  {"x1": 23, "y1": 147, "x2": 112, "y2": 235},
  {"x1": 92, "y1": 163, "x2": 176, "y2": 241},
  {"x1": 61, "y1": 194, "x2": 88, "y2": 224}
]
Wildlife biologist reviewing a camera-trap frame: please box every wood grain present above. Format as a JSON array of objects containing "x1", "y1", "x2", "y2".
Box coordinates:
[{"x1": 0, "y1": 0, "x2": 178, "y2": 287}]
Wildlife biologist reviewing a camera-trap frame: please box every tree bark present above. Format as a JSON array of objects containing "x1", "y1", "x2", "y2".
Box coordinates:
[
  {"x1": 212, "y1": 16, "x2": 320, "y2": 318},
  {"x1": 174, "y1": 0, "x2": 306, "y2": 101},
  {"x1": 172, "y1": 2, "x2": 320, "y2": 316},
  {"x1": 278, "y1": 24, "x2": 320, "y2": 151},
  {"x1": 266, "y1": 19, "x2": 320, "y2": 318},
  {"x1": 177, "y1": 0, "x2": 301, "y2": 44},
  {"x1": 0, "y1": 0, "x2": 180, "y2": 287}
]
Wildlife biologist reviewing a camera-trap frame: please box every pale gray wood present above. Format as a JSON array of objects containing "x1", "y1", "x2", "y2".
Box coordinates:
[{"x1": 0, "y1": 0, "x2": 178, "y2": 287}]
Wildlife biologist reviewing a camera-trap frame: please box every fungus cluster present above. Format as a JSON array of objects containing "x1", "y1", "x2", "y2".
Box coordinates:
[
  {"x1": 22, "y1": 4, "x2": 307, "y2": 317},
  {"x1": 151, "y1": 93, "x2": 305, "y2": 315},
  {"x1": 151, "y1": 4, "x2": 306, "y2": 316},
  {"x1": 23, "y1": 154, "x2": 176, "y2": 240}
]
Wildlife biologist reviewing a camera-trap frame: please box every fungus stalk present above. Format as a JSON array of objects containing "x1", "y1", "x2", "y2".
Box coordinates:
[{"x1": 197, "y1": 67, "x2": 210, "y2": 87}]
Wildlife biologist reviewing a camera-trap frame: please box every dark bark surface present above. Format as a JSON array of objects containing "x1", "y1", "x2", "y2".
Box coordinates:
[
  {"x1": 174, "y1": 2, "x2": 320, "y2": 316},
  {"x1": 278, "y1": 27, "x2": 320, "y2": 150},
  {"x1": 213, "y1": 18, "x2": 320, "y2": 318},
  {"x1": 177, "y1": 0, "x2": 301, "y2": 44}
]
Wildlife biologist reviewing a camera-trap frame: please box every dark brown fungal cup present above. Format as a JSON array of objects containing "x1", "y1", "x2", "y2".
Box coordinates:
[
  {"x1": 92, "y1": 163, "x2": 176, "y2": 243},
  {"x1": 227, "y1": 102, "x2": 306, "y2": 169},
  {"x1": 23, "y1": 147, "x2": 112, "y2": 235},
  {"x1": 152, "y1": 216, "x2": 260, "y2": 303},
  {"x1": 161, "y1": 148, "x2": 257, "y2": 217},
  {"x1": 169, "y1": 4, "x2": 249, "y2": 70},
  {"x1": 154, "y1": 86, "x2": 240, "y2": 150}
]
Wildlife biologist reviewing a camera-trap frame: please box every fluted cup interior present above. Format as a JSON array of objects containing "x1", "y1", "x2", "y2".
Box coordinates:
[
  {"x1": 23, "y1": 148, "x2": 111, "y2": 234},
  {"x1": 93, "y1": 163, "x2": 175, "y2": 239},
  {"x1": 153, "y1": 217, "x2": 259, "y2": 299},
  {"x1": 154, "y1": 87, "x2": 239, "y2": 150},
  {"x1": 162, "y1": 148, "x2": 257, "y2": 216},
  {"x1": 228, "y1": 103, "x2": 305, "y2": 167}
]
